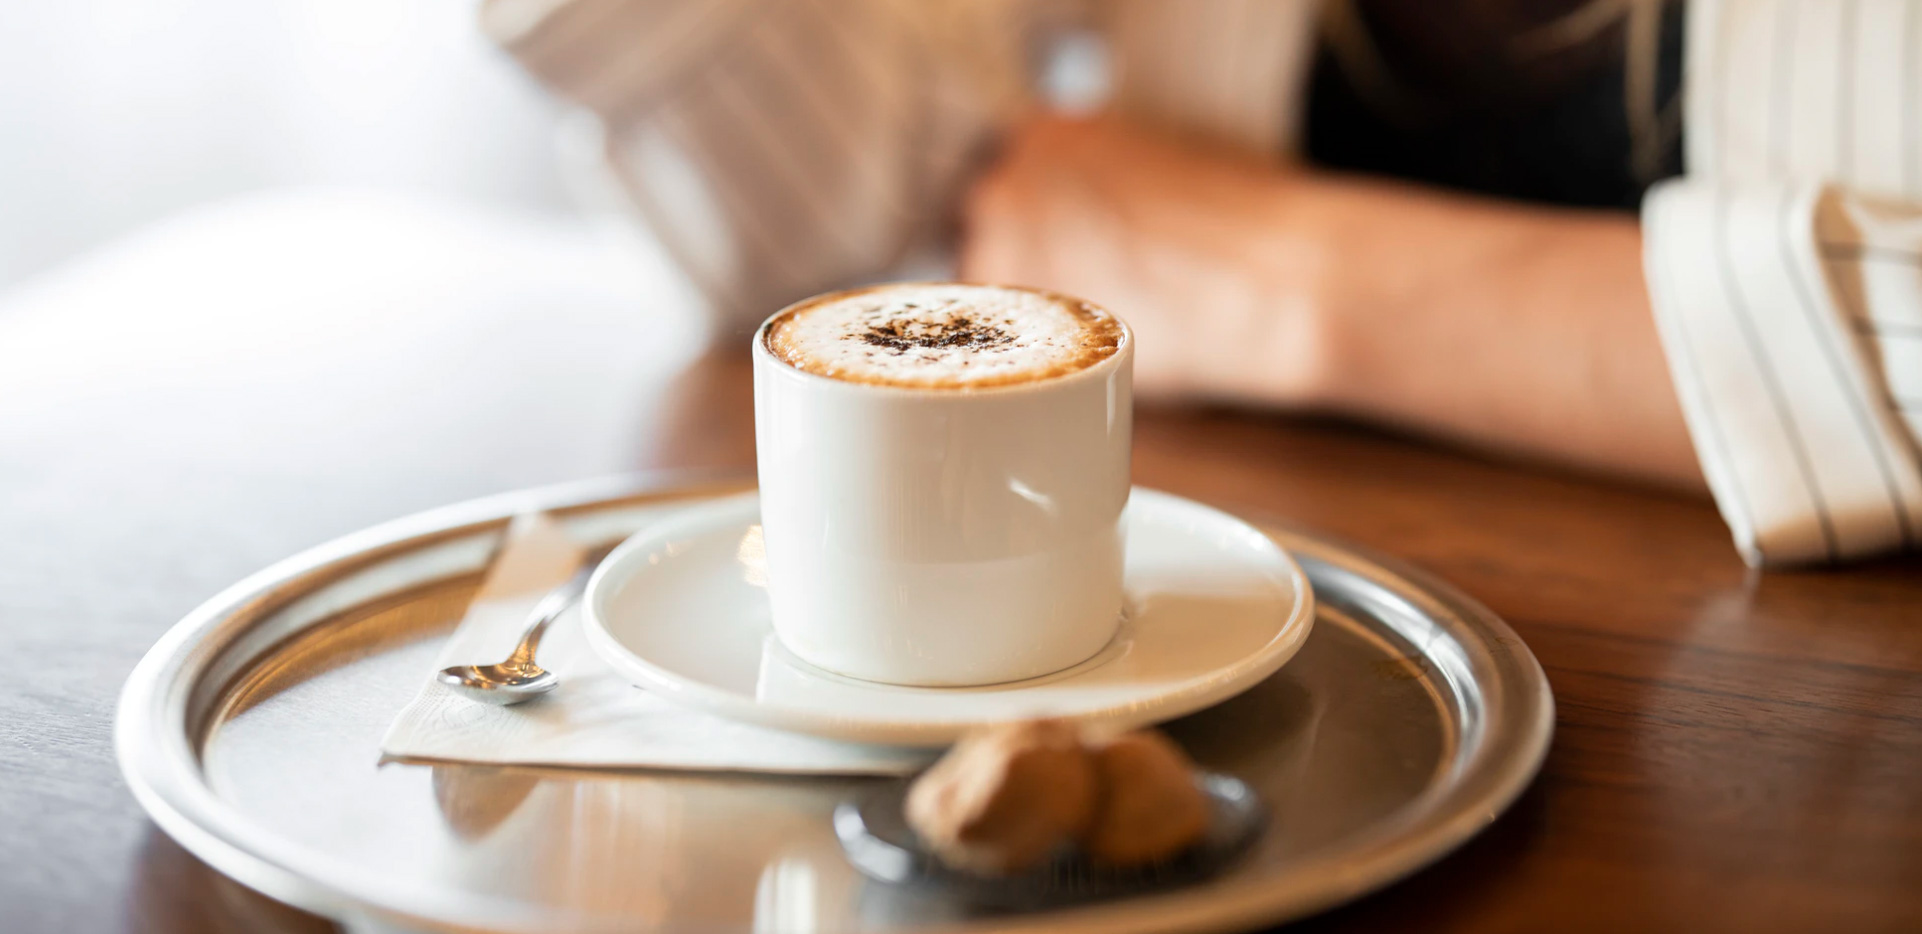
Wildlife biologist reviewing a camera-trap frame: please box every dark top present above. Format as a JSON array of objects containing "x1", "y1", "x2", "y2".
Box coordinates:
[{"x1": 1305, "y1": 0, "x2": 1687, "y2": 211}]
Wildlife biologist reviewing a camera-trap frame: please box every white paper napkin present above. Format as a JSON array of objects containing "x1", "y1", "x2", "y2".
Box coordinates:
[{"x1": 380, "y1": 511, "x2": 929, "y2": 775}]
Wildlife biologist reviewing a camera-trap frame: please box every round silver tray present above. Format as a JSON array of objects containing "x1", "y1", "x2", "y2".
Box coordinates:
[{"x1": 117, "y1": 476, "x2": 1553, "y2": 934}]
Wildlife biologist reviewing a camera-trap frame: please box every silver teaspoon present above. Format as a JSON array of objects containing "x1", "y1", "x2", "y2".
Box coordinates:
[{"x1": 437, "y1": 563, "x2": 595, "y2": 705}]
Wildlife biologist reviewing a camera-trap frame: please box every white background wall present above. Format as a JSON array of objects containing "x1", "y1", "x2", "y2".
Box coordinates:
[{"x1": 0, "y1": 0, "x2": 575, "y2": 287}]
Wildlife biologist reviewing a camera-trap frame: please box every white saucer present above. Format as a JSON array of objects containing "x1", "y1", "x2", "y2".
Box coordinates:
[{"x1": 582, "y1": 488, "x2": 1314, "y2": 746}]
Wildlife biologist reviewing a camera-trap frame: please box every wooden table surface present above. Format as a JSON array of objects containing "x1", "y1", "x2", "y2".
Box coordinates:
[{"x1": 3, "y1": 194, "x2": 1919, "y2": 933}]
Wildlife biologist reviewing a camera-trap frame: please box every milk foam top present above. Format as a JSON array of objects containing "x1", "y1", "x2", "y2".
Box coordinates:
[{"x1": 763, "y1": 283, "x2": 1125, "y2": 389}]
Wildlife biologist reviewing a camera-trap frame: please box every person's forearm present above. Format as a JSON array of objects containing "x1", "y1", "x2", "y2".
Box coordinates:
[
  {"x1": 1285, "y1": 176, "x2": 1705, "y2": 491},
  {"x1": 955, "y1": 117, "x2": 1706, "y2": 490}
]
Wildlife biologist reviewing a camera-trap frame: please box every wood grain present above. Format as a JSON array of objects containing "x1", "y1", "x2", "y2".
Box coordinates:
[{"x1": 3, "y1": 202, "x2": 1919, "y2": 932}]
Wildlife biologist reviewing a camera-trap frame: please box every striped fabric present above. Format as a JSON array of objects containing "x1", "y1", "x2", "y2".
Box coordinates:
[{"x1": 1644, "y1": 0, "x2": 1922, "y2": 564}]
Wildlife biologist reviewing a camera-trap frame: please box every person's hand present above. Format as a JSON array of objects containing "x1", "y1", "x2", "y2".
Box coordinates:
[{"x1": 958, "y1": 116, "x2": 1335, "y2": 404}]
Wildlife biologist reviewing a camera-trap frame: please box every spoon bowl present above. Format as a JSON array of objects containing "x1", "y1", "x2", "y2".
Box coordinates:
[{"x1": 437, "y1": 662, "x2": 560, "y2": 704}]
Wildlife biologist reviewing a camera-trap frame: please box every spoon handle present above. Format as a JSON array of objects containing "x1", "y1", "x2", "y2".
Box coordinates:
[{"x1": 504, "y1": 564, "x2": 596, "y2": 669}]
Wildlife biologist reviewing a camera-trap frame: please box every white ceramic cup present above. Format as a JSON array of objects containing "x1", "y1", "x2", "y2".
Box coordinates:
[{"x1": 751, "y1": 286, "x2": 1134, "y2": 686}]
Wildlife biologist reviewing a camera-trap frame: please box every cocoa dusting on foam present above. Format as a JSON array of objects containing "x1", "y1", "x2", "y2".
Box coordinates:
[
  {"x1": 857, "y1": 314, "x2": 1014, "y2": 354},
  {"x1": 765, "y1": 284, "x2": 1124, "y2": 389}
]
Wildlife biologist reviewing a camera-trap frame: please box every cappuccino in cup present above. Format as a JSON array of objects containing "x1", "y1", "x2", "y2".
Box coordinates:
[
  {"x1": 753, "y1": 283, "x2": 1134, "y2": 687},
  {"x1": 764, "y1": 283, "x2": 1125, "y2": 389}
]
